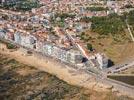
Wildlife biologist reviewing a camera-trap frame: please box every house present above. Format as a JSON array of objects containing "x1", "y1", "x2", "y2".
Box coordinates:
[
  {"x1": 107, "y1": 0, "x2": 117, "y2": 9},
  {"x1": 5, "y1": 29, "x2": 15, "y2": 41}
]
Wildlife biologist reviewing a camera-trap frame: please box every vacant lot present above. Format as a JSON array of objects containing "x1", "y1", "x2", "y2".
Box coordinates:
[
  {"x1": 0, "y1": 53, "x2": 88, "y2": 100},
  {"x1": 84, "y1": 31, "x2": 134, "y2": 64}
]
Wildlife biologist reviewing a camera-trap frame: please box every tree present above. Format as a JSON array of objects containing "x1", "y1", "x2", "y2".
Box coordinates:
[
  {"x1": 86, "y1": 7, "x2": 108, "y2": 11},
  {"x1": 80, "y1": 17, "x2": 91, "y2": 23},
  {"x1": 127, "y1": 10, "x2": 134, "y2": 26},
  {"x1": 90, "y1": 15, "x2": 125, "y2": 36},
  {"x1": 87, "y1": 43, "x2": 93, "y2": 51},
  {"x1": 1, "y1": 0, "x2": 41, "y2": 11}
]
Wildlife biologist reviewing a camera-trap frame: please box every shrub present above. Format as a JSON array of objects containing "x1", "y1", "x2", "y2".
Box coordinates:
[
  {"x1": 6, "y1": 43, "x2": 16, "y2": 49},
  {"x1": 87, "y1": 43, "x2": 93, "y2": 51}
]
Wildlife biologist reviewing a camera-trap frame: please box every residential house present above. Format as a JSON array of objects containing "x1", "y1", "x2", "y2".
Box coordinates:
[{"x1": 5, "y1": 29, "x2": 15, "y2": 42}]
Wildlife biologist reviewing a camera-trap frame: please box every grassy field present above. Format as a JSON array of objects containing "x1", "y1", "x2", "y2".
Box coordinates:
[
  {"x1": 84, "y1": 30, "x2": 134, "y2": 64},
  {"x1": 0, "y1": 53, "x2": 133, "y2": 100}
]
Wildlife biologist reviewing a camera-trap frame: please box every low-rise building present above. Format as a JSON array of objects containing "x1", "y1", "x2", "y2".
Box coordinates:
[{"x1": 5, "y1": 29, "x2": 15, "y2": 42}]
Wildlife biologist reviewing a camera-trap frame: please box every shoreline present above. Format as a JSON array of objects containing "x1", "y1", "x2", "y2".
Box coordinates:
[{"x1": 0, "y1": 42, "x2": 134, "y2": 98}]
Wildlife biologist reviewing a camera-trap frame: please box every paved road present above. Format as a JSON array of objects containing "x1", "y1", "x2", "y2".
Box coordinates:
[
  {"x1": 86, "y1": 69, "x2": 134, "y2": 98},
  {"x1": 65, "y1": 30, "x2": 89, "y2": 58},
  {"x1": 65, "y1": 30, "x2": 134, "y2": 95},
  {"x1": 104, "y1": 60, "x2": 134, "y2": 74}
]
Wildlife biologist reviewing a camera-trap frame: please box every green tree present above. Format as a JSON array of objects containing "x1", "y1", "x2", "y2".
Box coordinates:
[
  {"x1": 87, "y1": 43, "x2": 93, "y2": 51},
  {"x1": 90, "y1": 14, "x2": 125, "y2": 35}
]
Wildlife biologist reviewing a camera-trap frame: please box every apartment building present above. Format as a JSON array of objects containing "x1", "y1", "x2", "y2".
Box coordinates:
[{"x1": 0, "y1": 27, "x2": 84, "y2": 65}]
